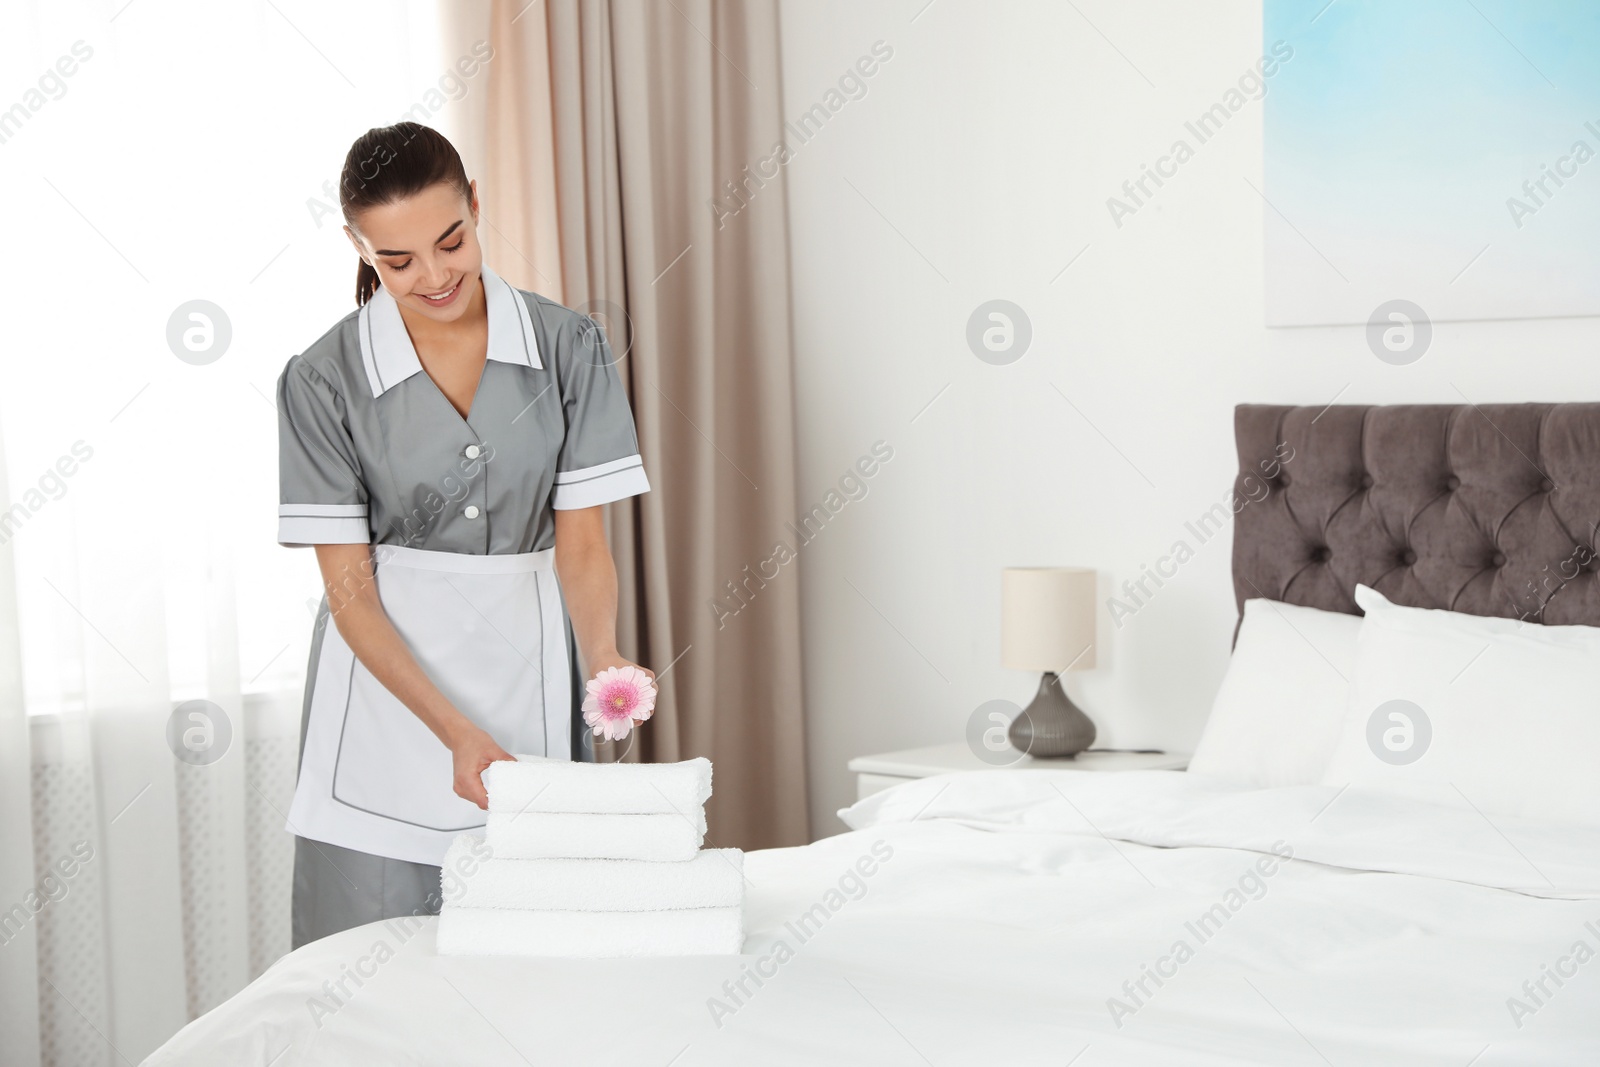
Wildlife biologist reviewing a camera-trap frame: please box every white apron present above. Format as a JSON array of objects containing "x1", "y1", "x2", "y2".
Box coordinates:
[{"x1": 286, "y1": 543, "x2": 571, "y2": 867}]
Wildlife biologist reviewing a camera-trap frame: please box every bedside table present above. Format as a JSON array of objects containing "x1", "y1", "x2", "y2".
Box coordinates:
[{"x1": 847, "y1": 742, "x2": 1189, "y2": 801}]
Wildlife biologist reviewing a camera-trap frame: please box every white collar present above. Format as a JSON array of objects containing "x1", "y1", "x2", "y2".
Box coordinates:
[{"x1": 356, "y1": 261, "x2": 543, "y2": 398}]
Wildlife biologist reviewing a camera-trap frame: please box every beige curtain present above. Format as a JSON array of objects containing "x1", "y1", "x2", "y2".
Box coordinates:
[{"x1": 454, "y1": 0, "x2": 808, "y2": 850}]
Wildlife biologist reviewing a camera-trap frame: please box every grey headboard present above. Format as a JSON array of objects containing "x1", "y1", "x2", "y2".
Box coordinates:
[{"x1": 1232, "y1": 403, "x2": 1600, "y2": 627}]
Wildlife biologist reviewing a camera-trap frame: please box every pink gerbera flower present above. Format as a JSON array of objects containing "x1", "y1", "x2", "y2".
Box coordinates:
[{"x1": 582, "y1": 665, "x2": 657, "y2": 742}]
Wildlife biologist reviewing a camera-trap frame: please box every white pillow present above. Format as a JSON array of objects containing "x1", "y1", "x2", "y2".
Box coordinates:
[
  {"x1": 1188, "y1": 597, "x2": 1360, "y2": 788},
  {"x1": 1319, "y1": 584, "x2": 1600, "y2": 827}
]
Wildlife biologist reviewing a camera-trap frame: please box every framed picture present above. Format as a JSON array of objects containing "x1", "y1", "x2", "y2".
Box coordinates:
[{"x1": 1264, "y1": 0, "x2": 1600, "y2": 326}]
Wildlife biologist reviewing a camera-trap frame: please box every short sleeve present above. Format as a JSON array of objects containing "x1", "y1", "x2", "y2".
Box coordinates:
[
  {"x1": 276, "y1": 356, "x2": 370, "y2": 547},
  {"x1": 550, "y1": 314, "x2": 651, "y2": 510}
]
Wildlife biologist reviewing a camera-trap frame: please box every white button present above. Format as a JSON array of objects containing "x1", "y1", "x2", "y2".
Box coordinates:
[
  {"x1": 464, "y1": 444, "x2": 481, "y2": 459},
  {"x1": 464, "y1": 505, "x2": 481, "y2": 519}
]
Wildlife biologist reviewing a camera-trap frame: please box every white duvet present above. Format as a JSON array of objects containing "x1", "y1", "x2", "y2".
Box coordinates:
[{"x1": 142, "y1": 770, "x2": 1600, "y2": 1065}]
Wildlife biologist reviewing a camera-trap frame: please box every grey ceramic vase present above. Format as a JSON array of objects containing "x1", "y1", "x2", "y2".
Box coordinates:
[{"x1": 1007, "y1": 671, "x2": 1096, "y2": 758}]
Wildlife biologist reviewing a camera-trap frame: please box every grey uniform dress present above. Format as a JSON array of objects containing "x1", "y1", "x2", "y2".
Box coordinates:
[{"x1": 275, "y1": 262, "x2": 649, "y2": 948}]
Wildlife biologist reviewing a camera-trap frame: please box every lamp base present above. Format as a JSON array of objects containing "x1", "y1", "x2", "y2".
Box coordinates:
[{"x1": 1007, "y1": 671, "x2": 1096, "y2": 758}]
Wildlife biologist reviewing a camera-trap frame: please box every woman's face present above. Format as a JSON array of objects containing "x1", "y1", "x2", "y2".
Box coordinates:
[{"x1": 345, "y1": 179, "x2": 483, "y2": 321}]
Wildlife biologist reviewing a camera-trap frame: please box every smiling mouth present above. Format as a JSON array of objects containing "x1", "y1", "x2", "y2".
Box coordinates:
[{"x1": 417, "y1": 279, "x2": 462, "y2": 305}]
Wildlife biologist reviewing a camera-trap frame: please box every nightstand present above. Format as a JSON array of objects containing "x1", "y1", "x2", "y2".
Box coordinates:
[{"x1": 847, "y1": 742, "x2": 1189, "y2": 801}]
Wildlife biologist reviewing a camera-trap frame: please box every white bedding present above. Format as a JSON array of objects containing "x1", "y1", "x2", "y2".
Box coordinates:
[{"x1": 142, "y1": 769, "x2": 1600, "y2": 1065}]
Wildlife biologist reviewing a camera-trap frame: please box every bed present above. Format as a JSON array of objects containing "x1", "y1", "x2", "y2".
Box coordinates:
[{"x1": 142, "y1": 403, "x2": 1600, "y2": 1065}]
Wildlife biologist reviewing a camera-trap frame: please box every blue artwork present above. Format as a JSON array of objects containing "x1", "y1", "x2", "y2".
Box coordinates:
[{"x1": 1263, "y1": 0, "x2": 1600, "y2": 325}]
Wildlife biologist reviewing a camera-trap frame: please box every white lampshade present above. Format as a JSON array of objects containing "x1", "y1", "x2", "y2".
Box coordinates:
[{"x1": 1002, "y1": 567, "x2": 1097, "y2": 672}]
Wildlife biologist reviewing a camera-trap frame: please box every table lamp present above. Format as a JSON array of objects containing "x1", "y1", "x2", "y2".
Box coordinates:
[{"x1": 1002, "y1": 566, "x2": 1097, "y2": 757}]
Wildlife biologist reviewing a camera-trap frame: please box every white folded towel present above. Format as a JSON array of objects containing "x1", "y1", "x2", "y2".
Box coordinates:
[
  {"x1": 483, "y1": 755, "x2": 713, "y2": 816},
  {"x1": 441, "y1": 833, "x2": 743, "y2": 911},
  {"x1": 484, "y1": 810, "x2": 704, "y2": 861},
  {"x1": 436, "y1": 905, "x2": 744, "y2": 958}
]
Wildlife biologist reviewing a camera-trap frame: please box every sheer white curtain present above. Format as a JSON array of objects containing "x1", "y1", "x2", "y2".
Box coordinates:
[
  {"x1": 1, "y1": 432, "x2": 42, "y2": 1067},
  {"x1": 0, "y1": 2, "x2": 459, "y2": 1063}
]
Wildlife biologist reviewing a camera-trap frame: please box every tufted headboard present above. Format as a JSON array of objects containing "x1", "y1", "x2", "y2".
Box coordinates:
[{"x1": 1232, "y1": 403, "x2": 1600, "y2": 629}]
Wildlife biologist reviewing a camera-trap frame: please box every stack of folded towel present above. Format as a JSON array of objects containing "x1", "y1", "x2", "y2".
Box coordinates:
[{"x1": 435, "y1": 755, "x2": 744, "y2": 958}]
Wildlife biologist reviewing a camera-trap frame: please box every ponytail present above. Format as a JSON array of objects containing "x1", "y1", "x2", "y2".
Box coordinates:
[{"x1": 355, "y1": 258, "x2": 381, "y2": 307}]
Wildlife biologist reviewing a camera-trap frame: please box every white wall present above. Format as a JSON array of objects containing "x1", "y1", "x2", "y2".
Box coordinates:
[{"x1": 777, "y1": 0, "x2": 1600, "y2": 838}]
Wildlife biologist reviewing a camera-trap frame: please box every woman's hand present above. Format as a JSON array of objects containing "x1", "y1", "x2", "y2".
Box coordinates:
[
  {"x1": 588, "y1": 651, "x2": 656, "y2": 726},
  {"x1": 449, "y1": 725, "x2": 515, "y2": 809}
]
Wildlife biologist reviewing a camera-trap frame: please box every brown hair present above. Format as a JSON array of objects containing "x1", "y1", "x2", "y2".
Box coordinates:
[{"x1": 339, "y1": 122, "x2": 473, "y2": 306}]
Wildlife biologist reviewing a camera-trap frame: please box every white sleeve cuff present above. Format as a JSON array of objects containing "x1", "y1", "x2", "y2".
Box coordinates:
[
  {"x1": 551, "y1": 456, "x2": 650, "y2": 510},
  {"x1": 278, "y1": 503, "x2": 370, "y2": 546}
]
